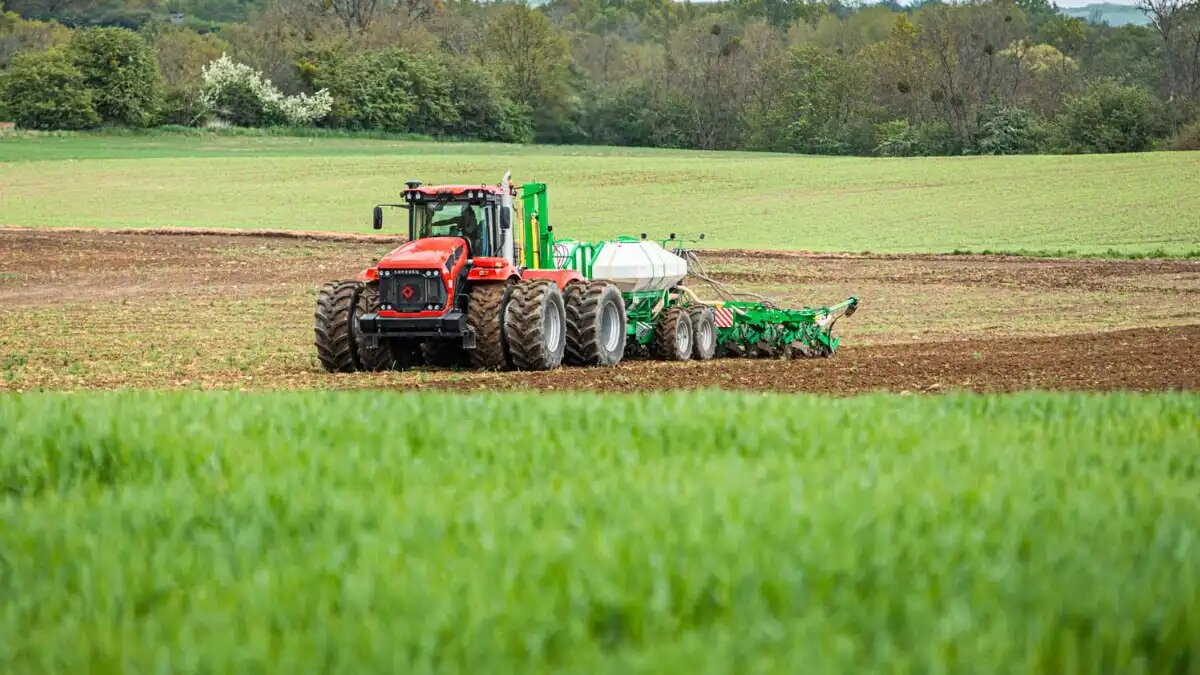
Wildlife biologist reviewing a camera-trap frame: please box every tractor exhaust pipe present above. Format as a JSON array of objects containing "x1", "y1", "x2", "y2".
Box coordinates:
[{"x1": 500, "y1": 170, "x2": 515, "y2": 264}]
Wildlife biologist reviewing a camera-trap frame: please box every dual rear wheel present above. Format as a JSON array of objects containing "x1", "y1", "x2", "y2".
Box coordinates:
[
  {"x1": 564, "y1": 281, "x2": 627, "y2": 367},
  {"x1": 504, "y1": 278, "x2": 630, "y2": 371}
]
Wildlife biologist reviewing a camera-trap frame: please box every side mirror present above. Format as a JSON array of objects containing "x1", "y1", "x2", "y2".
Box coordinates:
[
  {"x1": 372, "y1": 206, "x2": 383, "y2": 230},
  {"x1": 500, "y1": 207, "x2": 511, "y2": 231}
]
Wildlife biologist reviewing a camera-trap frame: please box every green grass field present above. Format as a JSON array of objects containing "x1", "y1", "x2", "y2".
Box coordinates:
[
  {"x1": 2, "y1": 132, "x2": 1198, "y2": 254},
  {"x1": 1, "y1": 391, "x2": 1198, "y2": 673}
]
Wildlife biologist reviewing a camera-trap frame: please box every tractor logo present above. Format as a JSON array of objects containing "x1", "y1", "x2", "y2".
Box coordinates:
[{"x1": 401, "y1": 285, "x2": 416, "y2": 300}]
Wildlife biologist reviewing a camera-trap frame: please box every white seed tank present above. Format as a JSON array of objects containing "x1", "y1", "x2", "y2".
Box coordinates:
[{"x1": 557, "y1": 240, "x2": 688, "y2": 293}]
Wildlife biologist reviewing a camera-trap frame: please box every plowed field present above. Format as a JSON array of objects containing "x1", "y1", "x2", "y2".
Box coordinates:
[{"x1": 1, "y1": 228, "x2": 1197, "y2": 393}]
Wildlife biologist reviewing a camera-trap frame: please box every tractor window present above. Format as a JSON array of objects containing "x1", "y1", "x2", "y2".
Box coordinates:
[{"x1": 412, "y1": 201, "x2": 488, "y2": 255}]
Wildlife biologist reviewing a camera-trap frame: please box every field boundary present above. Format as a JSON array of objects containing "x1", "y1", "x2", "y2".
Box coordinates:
[
  {"x1": 0, "y1": 225, "x2": 406, "y2": 244},
  {"x1": 5, "y1": 226, "x2": 1199, "y2": 261}
]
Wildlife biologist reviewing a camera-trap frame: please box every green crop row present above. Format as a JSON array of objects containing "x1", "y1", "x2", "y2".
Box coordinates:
[{"x1": 1, "y1": 390, "x2": 1198, "y2": 674}]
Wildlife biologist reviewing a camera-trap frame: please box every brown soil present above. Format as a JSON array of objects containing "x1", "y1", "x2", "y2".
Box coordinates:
[
  {"x1": 413, "y1": 326, "x2": 1198, "y2": 394},
  {"x1": 1, "y1": 229, "x2": 1197, "y2": 393}
]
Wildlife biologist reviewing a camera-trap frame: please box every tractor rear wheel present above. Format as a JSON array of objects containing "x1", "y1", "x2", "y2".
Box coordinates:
[
  {"x1": 356, "y1": 283, "x2": 421, "y2": 371},
  {"x1": 564, "y1": 281, "x2": 626, "y2": 367},
  {"x1": 315, "y1": 280, "x2": 363, "y2": 372},
  {"x1": 688, "y1": 306, "x2": 717, "y2": 361},
  {"x1": 505, "y1": 279, "x2": 567, "y2": 371},
  {"x1": 651, "y1": 306, "x2": 692, "y2": 361},
  {"x1": 466, "y1": 282, "x2": 511, "y2": 369}
]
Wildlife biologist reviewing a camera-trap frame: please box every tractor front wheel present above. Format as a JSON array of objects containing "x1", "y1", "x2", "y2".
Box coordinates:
[
  {"x1": 564, "y1": 281, "x2": 626, "y2": 367},
  {"x1": 315, "y1": 280, "x2": 364, "y2": 373},
  {"x1": 651, "y1": 306, "x2": 692, "y2": 361},
  {"x1": 466, "y1": 282, "x2": 511, "y2": 369},
  {"x1": 505, "y1": 279, "x2": 567, "y2": 371}
]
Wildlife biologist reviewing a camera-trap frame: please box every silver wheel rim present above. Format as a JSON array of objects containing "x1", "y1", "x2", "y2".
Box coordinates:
[
  {"x1": 675, "y1": 317, "x2": 690, "y2": 355},
  {"x1": 698, "y1": 318, "x2": 714, "y2": 353},
  {"x1": 544, "y1": 300, "x2": 563, "y2": 349},
  {"x1": 600, "y1": 302, "x2": 621, "y2": 352}
]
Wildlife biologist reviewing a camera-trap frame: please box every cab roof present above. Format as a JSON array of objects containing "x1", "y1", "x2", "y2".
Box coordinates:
[{"x1": 406, "y1": 184, "x2": 511, "y2": 196}]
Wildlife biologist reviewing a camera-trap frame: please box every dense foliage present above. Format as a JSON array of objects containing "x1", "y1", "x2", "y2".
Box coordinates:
[
  {"x1": 1059, "y1": 77, "x2": 1157, "y2": 152},
  {"x1": 66, "y1": 26, "x2": 161, "y2": 126},
  {"x1": 1, "y1": 0, "x2": 1199, "y2": 154},
  {"x1": 0, "y1": 47, "x2": 97, "y2": 128},
  {"x1": 0, "y1": 391, "x2": 1198, "y2": 671}
]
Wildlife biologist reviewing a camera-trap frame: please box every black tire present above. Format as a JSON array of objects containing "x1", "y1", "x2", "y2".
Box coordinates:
[
  {"x1": 651, "y1": 306, "x2": 692, "y2": 361},
  {"x1": 315, "y1": 280, "x2": 363, "y2": 372},
  {"x1": 466, "y1": 282, "x2": 511, "y2": 369},
  {"x1": 505, "y1": 279, "x2": 567, "y2": 371},
  {"x1": 689, "y1": 306, "x2": 717, "y2": 361},
  {"x1": 564, "y1": 281, "x2": 627, "y2": 367},
  {"x1": 356, "y1": 283, "x2": 421, "y2": 371}
]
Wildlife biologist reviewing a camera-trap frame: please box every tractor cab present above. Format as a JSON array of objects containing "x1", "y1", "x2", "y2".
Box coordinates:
[{"x1": 398, "y1": 182, "x2": 510, "y2": 259}]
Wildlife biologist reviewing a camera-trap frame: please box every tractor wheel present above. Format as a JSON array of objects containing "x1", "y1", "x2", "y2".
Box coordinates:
[
  {"x1": 356, "y1": 283, "x2": 420, "y2": 371},
  {"x1": 421, "y1": 341, "x2": 469, "y2": 368},
  {"x1": 315, "y1": 280, "x2": 363, "y2": 372},
  {"x1": 466, "y1": 282, "x2": 511, "y2": 369},
  {"x1": 504, "y1": 279, "x2": 567, "y2": 371},
  {"x1": 651, "y1": 306, "x2": 692, "y2": 361},
  {"x1": 564, "y1": 280, "x2": 627, "y2": 367},
  {"x1": 688, "y1": 306, "x2": 717, "y2": 361}
]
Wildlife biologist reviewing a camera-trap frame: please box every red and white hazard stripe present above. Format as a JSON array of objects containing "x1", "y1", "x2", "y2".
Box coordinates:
[{"x1": 714, "y1": 307, "x2": 734, "y2": 328}]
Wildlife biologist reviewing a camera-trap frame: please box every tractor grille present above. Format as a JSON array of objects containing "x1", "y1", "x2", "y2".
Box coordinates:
[{"x1": 378, "y1": 269, "x2": 447, "y2": 312}]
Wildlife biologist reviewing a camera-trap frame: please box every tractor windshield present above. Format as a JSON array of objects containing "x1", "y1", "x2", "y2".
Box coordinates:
[{"x1": 411, "y1": 201, "x2": 489, "y2": 255}]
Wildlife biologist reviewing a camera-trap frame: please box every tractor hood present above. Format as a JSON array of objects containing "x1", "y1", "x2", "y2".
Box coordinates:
[{"x1": 377, "y1": 237, "x2": 468, "y2": 272}]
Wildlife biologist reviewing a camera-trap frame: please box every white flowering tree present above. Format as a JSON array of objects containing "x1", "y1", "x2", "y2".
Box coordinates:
[{"x1": 199, "y1": 55, "x2": 332, "y2": 127}]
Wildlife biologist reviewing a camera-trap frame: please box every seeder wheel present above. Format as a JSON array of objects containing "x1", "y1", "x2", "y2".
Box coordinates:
[
  {"x1": 688, "y1": 307, "x2": 717, "y2": 361},
  {"x1": 651, "y1": 306, "x2": 692, "y2": 361}
]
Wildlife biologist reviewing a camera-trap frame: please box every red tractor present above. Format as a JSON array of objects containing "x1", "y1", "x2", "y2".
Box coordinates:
[{"x1": 314, "y1": 173, "x2": 625, "y2": 372}]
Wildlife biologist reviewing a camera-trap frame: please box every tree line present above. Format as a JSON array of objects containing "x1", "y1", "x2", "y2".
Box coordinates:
[{"x1": 2, "y1": 0, "x2": 1199, "y2": 154}]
